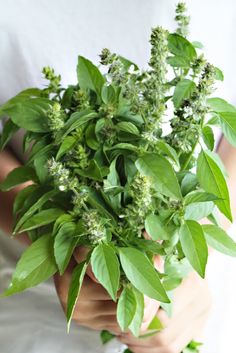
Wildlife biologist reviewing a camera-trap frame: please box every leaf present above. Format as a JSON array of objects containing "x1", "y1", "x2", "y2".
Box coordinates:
[
  {"x1": 181, "y1": 173, "x2": 198, "y2": 196},
  {"x1": 136, "y1": 154, "x2": 182, "y2": 200},
  {"x1": 13, "y1": 189, "x2": 57, "y2": 234},
  {"x1": 132, "y1": 239, "x2": 165, "y2": 255},
  {"x1": 184, "y1": 191, "x2": 220, "y2": 205},
  {"x1": 101, "y1": 85, "x2": 116, "y2": 104},
  {"x1": 0, "y1": 119, "x2": 19, "y2": 150},
  {"x1": 61, "y1": 110, "x2": 97, "y2": 138},
  {"x1": 104, "y1": 159, "x2": 121, "y2": 210},
  {"x1": 168, "y1": 33, "x2": 197, "y2": 62},
  {"x1": 197, "y1": 150, "x2": 232, "y2": 221},
  {"x1": 13, "y1": 184, "x2": 38, "y2": 216},
  {"x1": 2, "y1": 98, "x2": 51, "y2": 132},
  {"x1": 167, "y1": 55, "x2": 190, "y2": 68},
  {"x1": 129, "y1": 289, "x2": 144, "y2": 337},
  {"x1": 91, "y1": 243, "x2": 120, "y2": 301},
  {"x1": 207, "y1": 98, "x2": 236, "y2": 113},
  {"x1": 54, "y1": 222, "x2": 78, "y2": 275},
  {"x1": 56, "y1": 136, "x2": 76, "y2": 160},
  {"x1": 2, "y1": 234, "x2": 57, "y2": 296},
  {"x1": 202, "y1": 125, "x2": 215, "y2": 150},
  {"x1": 77, "y1": 56, "x2": 105, "y2": 96},
  {"x1": 117, "y1": 286, "x2": 136, "y2": 331},
  {"x1": 192, "y1": 41, "x2": 204, "y2": 49},
  {"x1": 100, "y1": 330, "x2": 115, "y2": 344},
  {"x1": 147, "y1": 315, "x2": 164, "y2": 331},
  {"x1": 0, "y1": 166, "x2": 38, "y2": 191},
  {"x1": 218, "y1": 112, "x2": 236, "y2": 147},
  {"x1": 145, "y1": 214, "x2": 169, "y2": 240},
  {"x1": 184, "y1": 201, "x2": 215, "y2": 221},
  {"x1": 85, "y1": 123, "x2": 100, "y2": 150},
  {"x1": 75, "y1": 160, "x2": 104, "y2": 181},
  {"x1": 214, "y1": 67, "x2": 224, "y2": 81},
  {"x1": 119, "y1": 247, "x2": 169, "y2": 303},
  {"x1": 179, "y1": 220, "x2": 208, "y2": 278},
  {"x1": 19, "y1": 208, "x2": 64, "y2": 233},
  {"x1": 173, "y1": 79, "x2": 196, "y2": 108},
  {"x1": 202, "y1": 224, "x2": 236, "y2": 257},
  {"x1": 116, "y1": 122, "x2": 140, "y2": 135},
  {"x1": 155, "y1": 141, "x2": 180, "y2": 169},
  {"x1": 66, "y1": 261, "x2": 88, "y2": 331}
]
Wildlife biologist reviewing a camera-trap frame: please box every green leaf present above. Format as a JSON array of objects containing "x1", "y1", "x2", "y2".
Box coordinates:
[
  {"x1": 119, "y1": 247, "x2": 169, "y2": 303},
  {"x1": 2, "y1": 234, "x2": 57, "y2": 296},
  {"x1": 0, "y1": 166, "x2": 38, "y2": 191},
  {"x1": 202, "y1": 224, "x2": 236, "y2": 256},
  {"x1": 132, "y1": 239, "x2": 165, "y2": 255},
  {"x1": 155, "y1": 141, "x2": 180, "y2": 169},
  {"x1": 145, "y1": 214, "x2": 169, "y2": 240},
  {"x1": 147, "y1": 315, "x2": 164, "y2": 331},
  {"x1": 101, "y1": 85, "x2": 116, "y2": 104},
  {"x1": 197, "y1": 150, "x2": 232, "y2": 221},
  {"x1": 179, "y1": 220, "x2": 208, "y2": 278},
  {"x1": 207, "y1": 98, "x2": 236, "y2": 113},
  {"x1": 173, "y1": 79, "x2": 196, "y2": 108},
  {"x1": 56, "y1": 136, "x2": 76, "y2": 160},
  {"x1": 91, "y1": 243, "x2": 120, "y2": 301},
  {"x1": 192, "y1": 41, "x2": 204, "y2": 49},
  {"x1": 136, "y1": 154, "x2": 182, "y2": 200},
  {"x1": 2, "y1": 98, "x2": 51, "y2": 132},
  {"x1": 168, "y1": 33, "x2": 197, "y2": 62},
  {"x1": 61, "y1": 110, "x2": 97, "y2": 138},
  {"x1": 116, "y1": 122, "x2": 140, "y2": 135},
  {"x1": 100, "y1": 330, "x2": 115, "y2": 344},
  {"x1": 85, "y1": 124, "x2": 100, "y2": 150},
  {"x1": 0, "y1": 119, "x2": 19, "y2": 150},
  {"x1": 184, "y1": 191, "x2": 220, "y2": 205},
  {"x1": 77, "y1": 56, "x2": 105, "y2": 96},
  {"x1": 181, "y1": 173, "x2": 198, "y2": 196},
  {"x1": 75, "y1": 160, "x2": 104, "y2": 181},
  {"x1": 184, "y1": 201, "x2": 215, "y2": 221},
  {"x1": 19, "y1": 208, "x2": 64, "y2": 233},
  {"x1": 104, "y1": 159, "x2": 121, "y2": 210},
  {"x1": 214, "y1": 67, "x2": 224, "y2": 81},
  {"x1": 167, "y1": 55, "x2": 190, "y2": 68},
  {"x1": 218, "y1": 112, "x2": 236, "y2": 147},
  {"x1": 202, "y1": 125, "x2": 215, "y2": 150},
  {"x1": 66, "y1": 261, "x2": 88, "y2": 331},
  {"x1": 13, "y1": 189, "x2": 57, "y2": 234},
  {"x1": 129, "y1": 289, "x2": 144, "y2": 337},
  {"x1": 13, "y1": 185, "x2": 38, "y2": 216},
  {"x1": 117, "y1": 286, "x2": 136, "y2": 331},
  {"x1": 54, "y1": 222, "x2": 78, "y2": 275}
]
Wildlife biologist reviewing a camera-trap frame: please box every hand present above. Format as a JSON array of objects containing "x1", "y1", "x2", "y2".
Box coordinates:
[
  {"x1": 118, "y1": 272, "x2": 212, "y2": 353},
  {"x1": 54, "y1": 247, "x2": 162, "y2": 334},
  {"x1": 54, "y1": 248, "x2": 121, "y2": 334}
]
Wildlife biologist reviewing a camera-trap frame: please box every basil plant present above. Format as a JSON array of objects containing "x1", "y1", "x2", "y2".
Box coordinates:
[{"x1": 1, "y1": 2, "x2": 236, "y2": 353}]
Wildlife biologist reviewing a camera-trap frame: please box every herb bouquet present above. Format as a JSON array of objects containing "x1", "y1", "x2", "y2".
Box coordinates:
[{"x1": 1, "y1": 3, "x2": 236, "y2": 353}]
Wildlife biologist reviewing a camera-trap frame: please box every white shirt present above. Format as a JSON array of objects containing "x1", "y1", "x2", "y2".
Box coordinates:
[{"x1": 1, "y1": 1, "x2": 236, "y2": 352}]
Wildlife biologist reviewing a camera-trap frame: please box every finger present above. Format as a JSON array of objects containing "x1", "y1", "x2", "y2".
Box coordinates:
[
  {"x1": 73, "y1": 300, "x2": 117, "y2": 319},
  {"x1": 75, "y1": 314, "x2": 121, "y2": 332},
  {"x1": 73, "y1": 246, "x2": 98, "y2": 282}
]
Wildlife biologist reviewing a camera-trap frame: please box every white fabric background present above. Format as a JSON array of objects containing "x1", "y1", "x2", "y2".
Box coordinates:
[{"x1": 0, "y1": 0, "x2": 236, "y2": 352}]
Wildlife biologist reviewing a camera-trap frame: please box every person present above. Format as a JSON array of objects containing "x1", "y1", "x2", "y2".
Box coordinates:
[{"x1": 0, "y1": 1, "x2": 236, "y2": 352}]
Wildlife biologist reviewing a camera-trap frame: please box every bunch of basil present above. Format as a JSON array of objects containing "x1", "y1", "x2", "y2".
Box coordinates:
[{"x1": 1, "y1": 3, "x2": 236, "y2": 352}]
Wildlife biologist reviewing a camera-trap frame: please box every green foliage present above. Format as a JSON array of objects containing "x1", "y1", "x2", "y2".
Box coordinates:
[
  {"x1": 91, "y1": 243, "x2": 120, "y2": 301},
  {"x1": 2, "y1": 234, "x2": 57, "y2": 296},
  {"x1": 179, "y1": 220, "x2": 208, "y2": 278},
  {"x1": 0, "y1": 3, "x2": 235, "y2": 352},
  {"x1": 119, "y1": 247, "x2": 169, "y2": 302},
  {"x1": 66, "y1": 261, "x2": 88, "y2": 331}
]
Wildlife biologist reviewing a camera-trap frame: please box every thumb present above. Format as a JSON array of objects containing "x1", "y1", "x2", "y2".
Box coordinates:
[{"x1": 73, "y1": 246, "x2": 98, "y2": 283}]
